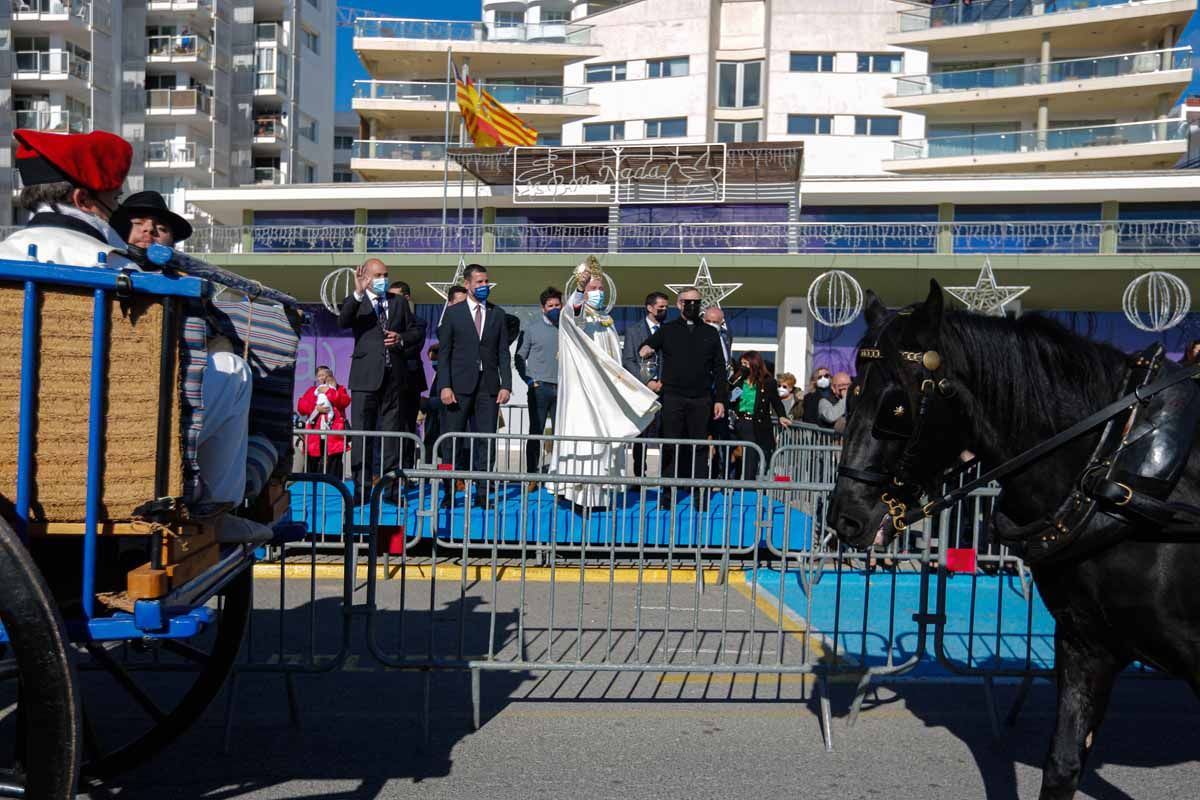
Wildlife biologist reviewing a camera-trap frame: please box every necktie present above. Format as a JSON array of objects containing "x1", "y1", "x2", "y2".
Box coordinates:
[
  {"x1": 474, "y1": 303, "x2": 484, "y2": 338},
  {"x1": 375, "y1": 296, "x2": 391, "y2": 368}
]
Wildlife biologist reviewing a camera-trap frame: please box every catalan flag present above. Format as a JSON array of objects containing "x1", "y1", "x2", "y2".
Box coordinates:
[{"x1": 453, "y1": 62, "x2": 538, "y2": 147}]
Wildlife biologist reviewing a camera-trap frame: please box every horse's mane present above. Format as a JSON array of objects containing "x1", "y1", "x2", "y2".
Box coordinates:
[{"x1": 937, "y1": 311, "x2": 1127, "y2": 449}]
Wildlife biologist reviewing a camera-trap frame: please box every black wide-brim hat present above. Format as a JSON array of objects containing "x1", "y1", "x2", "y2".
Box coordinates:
[{"x1": 109, "y1": 190, "x2": 193, "y2": 243}]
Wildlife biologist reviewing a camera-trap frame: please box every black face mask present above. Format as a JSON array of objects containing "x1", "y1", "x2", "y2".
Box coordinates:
[
  {"x1": 681, "y1": 300, "x2": 702, "y2": 321},
  {"x1": 652, "y1": 308, "x2": 667, "y2": 323}
]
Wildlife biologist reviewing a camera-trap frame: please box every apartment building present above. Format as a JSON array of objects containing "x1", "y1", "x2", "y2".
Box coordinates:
[
  {"x1": 882, "y1": 0, "x2": 1195, "y2": 173},
  {"x1": 0, "y1": 0, "x2": 336, "y2": 224}
]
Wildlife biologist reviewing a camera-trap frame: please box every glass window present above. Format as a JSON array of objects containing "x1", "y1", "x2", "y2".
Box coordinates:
[
  {"x1": 854, "y1": 115, "x2": 901, "y2": 136},
  {"x1": 787, "y1": 114, "x2": 833, "y2": 135},
  {"x1": 494, "y1": 10, "x2": 524, "y2": 26},
  {"x1": 541, "y1": 10, "x2": 569, "y2": 23},
  {"x1": 584, "y1": 122, "x2": 624, "y2": 142},
  {"x1": 334, "y1": 134, "x2": 354, "y2": 150},
  {"x1": 300, "y1": 116, "x2": 318, "y2": 142},
  {"x1": 857, "y1": 53, "x2": 903, "y2": 74},
  {"x1": 537, "y1": 133, "x2": 562, "y2": 146},
  {"x1": 790, "y1": 53, "x2": 834, "y2": 73},
  {"x1": 715, "y1": 120, "x2": 760, "y2": 143},
  {"x1": 302, "y1": 28, "x2": 319, "y2": 53},
  {"x1": 585, "y1": 62, "x2": 626, "y2": 83},
  {"x1": 334, "y1": 170, "x2": 354, "y2": 183},
  {"x1": 645, "y1": 117, "x2": 687, "y2": 138},
  {"x1": 648, "y1": 56, "x2": 689, "y2": 78},
  {"x1": 717, "y1": 61, "x2": 762, "y2": 108}
]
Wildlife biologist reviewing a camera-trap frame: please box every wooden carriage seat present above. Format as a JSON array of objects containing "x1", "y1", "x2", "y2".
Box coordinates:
[{"x1": 0, "y1": 282, "x2": 185, "y2": 529}]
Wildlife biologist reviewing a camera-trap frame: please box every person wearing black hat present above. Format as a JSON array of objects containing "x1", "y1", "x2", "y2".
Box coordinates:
[
  {"x1": 110, "y1": 190, "x2": 193, "y2": 248},
  {"x1": 0, "y1": 128, "x2": 135, "y2": 266}
]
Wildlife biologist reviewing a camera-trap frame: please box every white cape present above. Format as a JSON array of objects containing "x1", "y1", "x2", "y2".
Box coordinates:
[{"x1": 548, "y1": 306, "x2": 660, "y2": 507}]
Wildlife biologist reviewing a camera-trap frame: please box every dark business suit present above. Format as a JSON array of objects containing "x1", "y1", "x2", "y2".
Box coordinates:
[
  {"x1": 338, "y1": 290, "x2": 422, "y2": 485},
  {"x1": 621, "y1": 317, "x2": 662, "y2": 477},
  {"x1": 399, "y1": 316, "x2": 428, "y2": 468},
  {"x1": 435, "y1": 298, "x2": 512, "y2": 494}
]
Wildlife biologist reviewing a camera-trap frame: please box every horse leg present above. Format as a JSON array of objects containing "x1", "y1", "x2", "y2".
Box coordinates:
[{"x1": 1038, "y1": 628, "x2": 1124, "y2": 800}]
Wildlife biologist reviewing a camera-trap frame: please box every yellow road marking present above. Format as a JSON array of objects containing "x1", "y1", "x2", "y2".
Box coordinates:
[{"x1": 253, "y1": 562, "x2": 746, "y2": 584}]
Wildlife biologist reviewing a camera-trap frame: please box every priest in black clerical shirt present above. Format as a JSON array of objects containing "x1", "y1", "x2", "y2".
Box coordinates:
[{"x1": 639, "y1": 286, "x2": 729, "y2": 510}]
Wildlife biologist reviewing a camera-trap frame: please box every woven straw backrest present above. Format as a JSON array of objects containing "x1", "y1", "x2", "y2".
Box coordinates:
[{"x1": 0, "y1": 282, "x2": 183, "y2": 523}]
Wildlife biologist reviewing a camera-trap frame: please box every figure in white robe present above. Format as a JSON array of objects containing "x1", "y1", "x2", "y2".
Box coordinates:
[{"x1": 548, "y1": 264, "x2": 660, "y2": 508}]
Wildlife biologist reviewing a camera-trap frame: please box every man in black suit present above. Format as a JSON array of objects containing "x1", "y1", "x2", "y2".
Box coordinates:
[
  {"x1": 435, "y1": 263, "x2": 512, "y2": 507},
  {"x1": 388, "y1": 280, "x2": 428, "y2": 471},
  {"x1": 338, "y1": 258, "x2": 423, "y2": 501},
  {"x1": 621, "y1": 291, "x2": 669, "y2": 477}
]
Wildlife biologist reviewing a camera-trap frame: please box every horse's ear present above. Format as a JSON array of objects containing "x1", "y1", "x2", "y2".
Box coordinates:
[
  {"x1": 914, "y1": 279, "x2": 944, "y2": 337},
  {"x1": 863, "y1": 289, "x2": 887, "y2": 328}
]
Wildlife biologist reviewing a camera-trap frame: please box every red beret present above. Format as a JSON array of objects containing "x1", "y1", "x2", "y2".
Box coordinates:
[{"x1": 14, "y1": 129, "x2": 132, "y2": 193}]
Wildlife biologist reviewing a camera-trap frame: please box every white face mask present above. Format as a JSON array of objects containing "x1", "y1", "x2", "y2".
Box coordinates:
[
  {"x1": 778, "y1": 387, "x2": 790, "y2": 398},
  {"x1": 816, "y1": 377, "x2": 831, "y2": 389}
]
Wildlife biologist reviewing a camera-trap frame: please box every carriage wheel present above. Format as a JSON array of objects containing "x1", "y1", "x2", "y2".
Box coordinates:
[
  {"x1": 0, "y1": 515, "x2": 81, "y2": 800},
  {"x1": 78, "y1": 566, "x2": 252, "y2": 780}
]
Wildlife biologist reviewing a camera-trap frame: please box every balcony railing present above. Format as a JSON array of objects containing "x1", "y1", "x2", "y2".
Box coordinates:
[
  {"x1": 898, "y1": 0, "x2": 1172, "y2": 33},
  {"x1": 146, "y1": 88, "x2": 212, "y2": 115},
  {"x1": 14, "y1": 50, "x2": 91, "y2": 81},
  {"x1": 895, "y1": 47, "x2": 1192, "y2": 96},
  {"x1": 11, "y1": 0, "x2": 96, "y2": 23},
  {"x1": 353, "y1": 17, "x2": 593, "y2": 46},
  {"x1": 13, "y1": 108, "x2": 91, "y2": 133},
  {"x1": 147, "y1": 0, "x2": 211, "y2": 10},
  {"x1": 353, "y1": 81, "x2": 591, "y2": 105},
  {"x1": 147, "y1": 34, "x2": 212, "y2": 62},
  {"x1": 893, "y1": 119, "x2": 1189, "y2": 160},
  {"x1": 255, "y1": 70, "x2": 288, "y2": 94},
  {"x1": 161, "y1": 220, "x2": 1200, "y2": 256},
  {"x1": 254, "y1": 116, "x2": 288, "y2": 140},
  {"x1": 350, "y1": 140, "x2": 449, "y2": 161},
  {"x1": 254, "y1": 166, "x2": 284, "y2": 184},
  {"x1": 145, "y1": 140, "x2": 210, "y2": 168}
]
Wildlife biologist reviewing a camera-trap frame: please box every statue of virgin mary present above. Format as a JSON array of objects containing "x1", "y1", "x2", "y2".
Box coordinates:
[{"x1": 547, "y1": 256, "x2": 660, "y2": 508}]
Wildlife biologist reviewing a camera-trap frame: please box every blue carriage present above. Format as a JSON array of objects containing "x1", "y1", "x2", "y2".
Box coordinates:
[{"x1": 0, "y1": 249, "x2": 304, "y2": 797}]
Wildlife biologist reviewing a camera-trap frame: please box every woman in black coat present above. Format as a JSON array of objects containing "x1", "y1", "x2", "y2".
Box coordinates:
[{"x1": 730, "y1": 350, "x2": 792, "y2": 479}]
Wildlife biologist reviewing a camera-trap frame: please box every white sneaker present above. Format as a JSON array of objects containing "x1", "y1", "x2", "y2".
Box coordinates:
[{"x1": 213, "y1": 514, "x2": 274, "y2": 544}]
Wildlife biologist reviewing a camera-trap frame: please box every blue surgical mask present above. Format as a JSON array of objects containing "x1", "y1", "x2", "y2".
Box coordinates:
[
  {"x1": 473, "y1": 285, "x2": 491, "y2": 302},
  {"x1": 586, "y1": 289, "x2": 605, "y2": 309},
  {"x1": 371, "y1": 277, "x2": 389, "y2": 296},
  {"x1": 546, "y1": 307, "x2": 561, "y2": 325}
]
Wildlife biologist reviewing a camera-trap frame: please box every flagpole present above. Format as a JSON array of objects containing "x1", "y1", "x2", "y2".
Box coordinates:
[{"x1": 441, "y1": 46, "x2": 453, "y2": 236}]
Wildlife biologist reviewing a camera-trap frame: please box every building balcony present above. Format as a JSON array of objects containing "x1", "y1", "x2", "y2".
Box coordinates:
[
  {"x1": 11, "y1": 0, "x2": 107, "y2": 31},
  {"x1": 885, "y1": 118, "x2": 1188, "y2": 173},
  {"x1": 145, "y1": 88, "x2": 213, "y2": 119},
  {"x1": 254, "y1": 166, "x2": 284, "y2": 185},
  {"x1": 144, "y1": 140, "x2": 211, "y2": 176},
  {"x1": 12, "y1": 50, "x2": 91, "y2": 91},
  {"x1": 887, "y1": 47, "x2": 1192, "y2": 116},
  {"x1": 146, "y1": 0, "x2": 212, "y2": 16},
  {"x1": 349, "y1": 139, "x2": 462, "y2": 180},
  {"x1": 890, "y1": 0, "x2": 1196, "y2": 58},
  {"x1": 147, "y1": 34, "x2": 213, "y2": 77},
  {"x1": 352, "y1": 81, "x2": 597, "y2": 129},
  {"x1": 255, "y1": 22, "x2": 288, "y2": 50},
  {"x1": 353, "y1": 17, "x2": 601, "y2": 79},
  {"x1": 253, "y1": 116, "x2": 289, "y2": 148},
  {"x1": 14, "y1": 108, "x2": 91, "y2": 133}
]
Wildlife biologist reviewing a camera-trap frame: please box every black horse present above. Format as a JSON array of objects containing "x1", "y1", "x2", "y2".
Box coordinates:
[{"x1": 827, "y1": 281, "x2": 1200, "y2": 800}]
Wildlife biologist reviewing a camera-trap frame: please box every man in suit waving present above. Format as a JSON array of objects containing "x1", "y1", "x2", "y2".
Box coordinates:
[
  {"x1": 436, "y1": 263, "x2": 512, "y2": 507},
  {"x1": 339, "y1": 258, "x2": 422, "y2": 502}
]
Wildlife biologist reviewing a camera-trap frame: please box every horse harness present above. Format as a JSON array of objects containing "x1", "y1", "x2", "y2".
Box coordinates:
[{"x1": 838, "y1": 315, "x2": 1200, "y2": 566}]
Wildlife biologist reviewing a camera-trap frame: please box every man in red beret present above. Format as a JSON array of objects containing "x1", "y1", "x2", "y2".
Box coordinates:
[{"x1": 0, "y1": 129, "x2": 136, "y2": 266}]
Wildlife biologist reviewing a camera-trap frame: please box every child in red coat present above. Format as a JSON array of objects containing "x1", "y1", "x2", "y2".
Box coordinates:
[{"x1": 296, "y1": 365, "x2": 351, "y2": 477}]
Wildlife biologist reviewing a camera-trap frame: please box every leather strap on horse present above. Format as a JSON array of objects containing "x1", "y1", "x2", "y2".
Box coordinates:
[{"x1": 900, "y1": 361, "x2": 1200, "y2": 528}]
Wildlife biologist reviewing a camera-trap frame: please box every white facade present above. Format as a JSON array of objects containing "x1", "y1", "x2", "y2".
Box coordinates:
[{"x1": 0, "y1": 0, "x2": 337, "y2": 224}]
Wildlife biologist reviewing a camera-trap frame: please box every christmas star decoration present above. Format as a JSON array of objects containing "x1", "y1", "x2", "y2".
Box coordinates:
[
  {"x1": 664, "y1": 257, "x2": 741, "y2": 309},
  {"x1": 426, "y1": 254, "x2": 496, "y2": 300},
  {"x1": 945, "y1": 257, "x2": 1029, "y2": 317}
]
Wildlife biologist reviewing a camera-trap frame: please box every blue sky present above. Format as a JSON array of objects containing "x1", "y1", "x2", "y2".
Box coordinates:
[{"x1": 336, "y1": 2, "x2": 1200, "y2": 112}]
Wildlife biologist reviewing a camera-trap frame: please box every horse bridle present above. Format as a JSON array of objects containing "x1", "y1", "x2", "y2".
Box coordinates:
[{"x1": 835, "y1": 314, "x2": 962, "y2": 532}]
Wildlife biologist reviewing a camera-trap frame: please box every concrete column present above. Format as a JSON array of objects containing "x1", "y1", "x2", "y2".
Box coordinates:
[
  {"x1": 368, "y1": 119, "x2": 378, "y2": 158},
  {"x1": 481, "y1": 206, "x2": 496, "y2": 254},
  {"x1": 1039, "y1": 33, "x2": 1051, "y2": 84},
  {"x1": 1037, "y1": 99, "x2": 1049, "y2": 150},
  {"x1": 353, "y1": 208, "x2": 368, "y2": 253},
  {"x1": 241, "y1": 208, "x2": 254, "y2": 253},
  {"x1": 1100, "y1": 201, "x2": 1118, "y2": 255},
  {"x1": 1162, "y1": 25, "x2": 1177, "y2": 51},
  {"x1": 937, "y1": 203, "x2": 954, "y2": 254},
  {"x1": 1156, "y1": 93, "x2": 1173, "y2": 141}
]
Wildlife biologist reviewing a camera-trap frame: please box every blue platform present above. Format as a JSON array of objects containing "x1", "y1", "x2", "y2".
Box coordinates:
[
  {"x1": 753, "y1": 569, "x2": 1057, "y2": 677},
  {"x1": 290, "y1": 481, "x2": 814, "y2": 550}
]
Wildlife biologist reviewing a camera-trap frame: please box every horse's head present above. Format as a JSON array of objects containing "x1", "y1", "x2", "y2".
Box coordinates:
[{"x1": 827, "y1": 280, "x2": 971, "y2": 549}]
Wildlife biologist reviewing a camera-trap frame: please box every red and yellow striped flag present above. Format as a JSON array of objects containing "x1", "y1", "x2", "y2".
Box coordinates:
[{"x1": 453, "y1": 62, "x2": 538, "y2": 147}]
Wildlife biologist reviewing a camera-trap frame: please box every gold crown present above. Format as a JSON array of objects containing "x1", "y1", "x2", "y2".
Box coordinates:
[{"x1": 574, "y1": 255, "x2": 603, "y2": 284}]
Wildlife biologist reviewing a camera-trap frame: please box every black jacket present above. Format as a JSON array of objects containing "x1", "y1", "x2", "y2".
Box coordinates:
[
  {"x1": 338, "y1": 291, "x2": 423, "y2": 393},
  {"x1": 401, "y1": 316, "x2": 429, "y2": 394},
  {"x1": 642, "y1": 319, "x2": 729, "y2": 404},
  {"x1": 732, "y1": 376, "x2": 788, "y2": 428},
  {"x1": 434, "y1": 299, "x2": 513, "y2": 396}
]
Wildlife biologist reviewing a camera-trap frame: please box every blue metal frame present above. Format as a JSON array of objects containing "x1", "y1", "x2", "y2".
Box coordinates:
[{"x1": 2, "y1": 258, "x2": 260, "y2": 641}]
